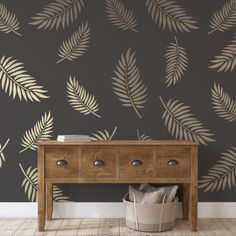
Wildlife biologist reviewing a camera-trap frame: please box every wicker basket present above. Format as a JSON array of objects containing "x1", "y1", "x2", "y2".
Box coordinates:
[{"x1": 123, "y1": 192, "x2": 178, "y2": 232}]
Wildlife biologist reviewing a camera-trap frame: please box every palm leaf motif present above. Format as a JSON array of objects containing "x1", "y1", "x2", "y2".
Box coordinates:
[
  {"x1": 57, "y1": 22, "x2": 91, "y2": 63},
  {"x1": 0, "y1": 4, "x2": 21, "y2": 36},
  {"x1": 159, "y1": 96, "x2": 215, "y2": 145},
  {"x1": 199, "y1": 147, "x2": 236, "y2": 192},
  {"x1": 53, "y1": 185, "x2": 70, "y2": 202},
  {"x1": 19, "y1": 111, "x2": 53, "y2": 153},
  {"x1": 164, "y1": 37, "x2": 188, "y2": 87},
  {"x1": 0, "y1": 56, "x2": 49, "y2": 102},
  {"x1": 91, "y1": 127, "x2": 117, "y2": 140},
  {"x1": 211, "y1": 83, "x2": 236, "y2": 122},
  {"x1": 67, "y1": 76, "x2": 101, "y2": 118},
  {"x1": 0, "y1": 138, "x2": 10, "y2": 168},
  {"x1": 137, "y1": 129, "x2": 151, "y2": 141},
  {"x1": 209, "y1": 33, "x2": 236, "y2": 72},
  {"x1": 105, "y1": 0, "x2": 139, "y2": 33},
  {"x1": 19, "y1": 163, "x2": 70, "y2": 202},
  {"x1": 29, "y1": 0, "x2": 84, "y2": 30},
  {"x1": 208, "y1": 0, "x2": 236, "y2": 34},
  {"x1": 112, "y1": 48, "x2": 147, "y2": 119},
  {"x1": 19, "y1": 163, "x2": 38, "y2": 202},
  {"x1": 145, "y1": 0, "x2": 198, "y2": 32}
]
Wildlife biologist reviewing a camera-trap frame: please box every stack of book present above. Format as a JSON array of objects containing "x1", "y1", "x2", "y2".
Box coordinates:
[{"x1": 57, "y1": 134, "x2": 92, "y2": 142}]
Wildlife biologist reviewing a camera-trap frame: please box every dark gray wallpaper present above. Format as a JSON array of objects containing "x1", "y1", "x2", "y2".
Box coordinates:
[{"x1": 0, "y1": 0, "x2": 236, "y2": 202}]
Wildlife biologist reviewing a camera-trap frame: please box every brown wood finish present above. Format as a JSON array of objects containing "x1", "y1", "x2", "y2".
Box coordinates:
[
  {"x1": 37, "y1": 145, "x2": 45, "y2": 232},
  {"x1": 118, "y1": 147, "x2": 154, "y2": 178},
  {"x1": 38, "y1": 140, "x2": 198, "y2": 146},
  {"x1": 155, "y1": 146, "x2": 191, "y2": 178},
  {"x1": 79, "y1": 147, "x2": 117, "y2": 178},
  {"x1": 45, "y1": 177, "x2": 192, "y2": 183},
  {"x1": 45, "y1": 146, "x2": 79, "y2": 178},
  {"x1": 190, "y1": 145, "x2": 198, "y2": 231},
  {"x1": 182, "y1": 183, "x2": 190, "y2": 220},
  {"x1": 37, "y1": 140, "x2": 198, "y2": 232},
  {"x1": 46, "y1": 183, "x2": 53, "y2": 221}
]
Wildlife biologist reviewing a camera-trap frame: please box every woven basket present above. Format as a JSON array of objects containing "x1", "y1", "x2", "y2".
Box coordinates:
[{"x1": 123, "y1": 193, "x2": 178, "y2": 232}]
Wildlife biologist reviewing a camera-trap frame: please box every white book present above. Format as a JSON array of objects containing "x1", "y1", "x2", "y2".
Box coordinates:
[
  {"x1": 57, "y1": 134, "x2": 90, "y2": 139},
  {"x1": 57, "y1": 138, "x2": 92, "y2": 142},
  {"x1": 57, "y1": 137, "x2": 91, "y2": 141}
]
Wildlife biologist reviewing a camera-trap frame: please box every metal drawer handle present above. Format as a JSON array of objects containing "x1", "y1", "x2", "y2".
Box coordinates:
[
  {"x1": 168, "y1": 159, "x2": 179, "y2": 165},
  {"x1": 56, "y1": 160, "x2": 68, "y2": 166},
  {"x1": 132, "y1": 160, "x2": 142, "y2": 166},
  {"x1": 94, "y1": 160, "x2": 104, "y2": 166}
]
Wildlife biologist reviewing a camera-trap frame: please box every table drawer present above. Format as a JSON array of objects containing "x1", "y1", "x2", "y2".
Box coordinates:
[
  {"x1": 155, "y1": 146, "x2": 191, "y2": 178},
  {"x1": 118, "y1": 147, "x2": 154, "y2": 178},
  {"x1": 45, "y1": 146, "x2": 79, "y2": 178},
  {"x1": 79, "y1": 147, "x2": 117, "y2": 178}
]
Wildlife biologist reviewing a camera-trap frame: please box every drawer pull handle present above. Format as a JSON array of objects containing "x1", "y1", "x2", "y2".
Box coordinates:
[
  {"x1": 56, "y1": 160, "x2": 67, "y2": 166},
  {"x1": 94, "y1": 160, "x2": 104, "y2": 166},
  {"x1": 132, "y1": 160, "x2": 142, "y2": 166},
  {"x1": 168, "y1": 159, "x2": 179, "y2": 165}
]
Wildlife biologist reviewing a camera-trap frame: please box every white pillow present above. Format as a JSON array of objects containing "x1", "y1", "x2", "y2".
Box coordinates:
[
  {"x1": 129, "y1": 184, "x2": 179, "y2": 204},
  {"x1": 139, "y1": 183, "x2": 156, "y2": 192},
  {"x1": 139, "y1": 184, "x2": 179, "y2": 203},
  {"x1": 141, "y1": 191, "x2": 162, "y2": 204},
  {"x1": 159, "y1": 185, "x2": 179, "y2": 203},
  {"x1": 129, "y1": 185, "x2": 144, "y2": 203}
]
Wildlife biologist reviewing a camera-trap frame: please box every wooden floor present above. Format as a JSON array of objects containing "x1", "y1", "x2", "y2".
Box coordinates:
[{"x1": 0, "y1": 218, "x2": 235, "y2": 236}]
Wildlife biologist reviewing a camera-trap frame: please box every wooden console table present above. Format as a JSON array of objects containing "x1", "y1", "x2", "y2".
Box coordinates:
[{"x1": 37, "y1": 140, "x2": 198, "y2": 232}]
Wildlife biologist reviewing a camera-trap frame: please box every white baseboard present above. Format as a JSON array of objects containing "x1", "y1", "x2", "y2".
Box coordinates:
[{"x1": 0, "y1": 202, "x2": 236, "y2": 218}]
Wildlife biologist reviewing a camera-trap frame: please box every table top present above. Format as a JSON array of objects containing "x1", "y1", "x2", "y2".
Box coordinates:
[{"x1": 37, "y1": 140, "x2": 198, "y2": 146}]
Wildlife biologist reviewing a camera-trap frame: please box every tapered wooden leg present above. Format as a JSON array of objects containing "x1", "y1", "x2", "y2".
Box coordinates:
[
  {"x1": 191, "y1": 182, "x2": 198, "y2": 231},
  {"x1": 191, "y1": 146, "x2": 198, "y2": 231},
  {"x1": 182, "y1": 183, "x2": 190, "y2": 220},
  {"x1": 38, "y1": 182, "x2": 45, "y2": 231},
  {"x1": 38, "y1": 146, "x2": 45, "y2": 232},
  {"x1": 46, "y1": 183, "x2": 53, "y2": 220}
]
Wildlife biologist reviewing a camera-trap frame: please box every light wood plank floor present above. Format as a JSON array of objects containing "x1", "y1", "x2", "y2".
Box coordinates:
[{"x1": 0, "y1": 218, "x2": 235, "y2": 236}]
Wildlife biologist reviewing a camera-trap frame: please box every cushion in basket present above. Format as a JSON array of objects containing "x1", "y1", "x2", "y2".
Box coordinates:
[{"x1": 129, "y1": 185, "x2": 144, "y2": 203}]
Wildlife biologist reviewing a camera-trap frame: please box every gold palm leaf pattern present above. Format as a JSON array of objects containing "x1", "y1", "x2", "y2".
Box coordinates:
[
  {"x1": 159, "y1": 96, "x2": 215, "y2": 145},
  {"x1": 208, "y1": 0, "x2": 236, "y2": 34},
  {"x1": 57, "y1": 22, "x2": 91, "y2": 63},
  {"x1": 19, "y1": 111, "x2": 53, "y2": 153},
  {"x1": 19, "y1": 163, "x2": 70, "y2": 202},
  {"x1": 112, "y1": 48, "x2": 147, "y2": 119},
  {"x1": 209, "y1": 33, "x2": 236, "y2": 72},
  {"x1": 0, "y1": 4, "x2": 21, "y2": 36},
  {"x1": 0, "y1": 56, "x2": 49, "y2": 102},
  {"x1": 164, "y1": 37, "x2": 188, "y2": 87},
  {"x1": 211, "y1": 83, "x2": 236, "y2": 122},
  {"x1": 19, "y1": 163, "x2": 38, "y2": 202},
  {"x1": 137, "y1": 129, "x2": 151, "y2": 141},
  {"x1": 105, "y1": 0, "x2": 139, "y2": 33},
  {"x1": 145, "y1": 0, "x2": 198, "y2": 32},
  {"x1": 53, "y1": 185, "x2": 71, "y2": 202},
  {"x1": 0, "y1": 138, "x2": 10, "y2": 168},
  {"x1": 67, "y1": 76, "x2": 101, "y2": 118},
  {"x1": 29, "y1": 0, "x2": 84, "y2": 30},
  {"x1": 199, "y1": 147, "x2": 236, "y2": 192},
  {"x1": 91, "y1": 127, "x2": 117, "y2": 140}
]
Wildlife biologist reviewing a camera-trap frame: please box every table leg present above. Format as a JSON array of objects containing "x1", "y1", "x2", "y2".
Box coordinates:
[
  {"x1": 182, "y1": 183, "x2": 190, "y2": 220},
  {"x1": 38, "y1": 182, "x2": 46, "y2": 231},
  {"x1": 191, "y1": 182, "x2": 198, "y2": 231},
  {"x1": 38, "y1": 146, "x2": 45, "y2": 232},
  {"x1": 46, "y1": 183, "x2": 53, "y2": 220},
  {"x1": 191, "y1": 145, "x2": 198, "y2": 231}
]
